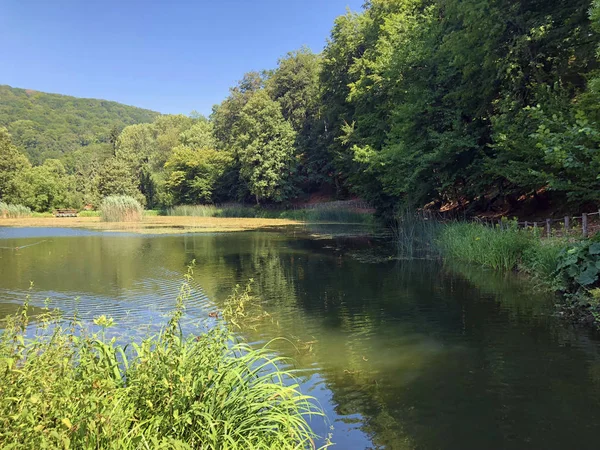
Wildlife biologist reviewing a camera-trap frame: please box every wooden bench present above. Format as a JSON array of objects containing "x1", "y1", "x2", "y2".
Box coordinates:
[{"x1": 54, "y1": 209, "x2": 78, "y2": 217}]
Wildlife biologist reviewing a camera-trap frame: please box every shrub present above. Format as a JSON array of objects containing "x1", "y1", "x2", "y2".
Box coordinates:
[
  {"x1": 0, "y1": 274, "x2": 327, "y2": 449},
  {"x1": 0, "y1": 201, "x2": 32, "y2": 218},
  {"x1": 99, "y1": 195, "x2": 143, "y2": 222}
]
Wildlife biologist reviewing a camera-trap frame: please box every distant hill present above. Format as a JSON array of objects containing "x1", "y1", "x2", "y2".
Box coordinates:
[{"x1": 0, "y1": 85, "x2": 160, "y2": 163}]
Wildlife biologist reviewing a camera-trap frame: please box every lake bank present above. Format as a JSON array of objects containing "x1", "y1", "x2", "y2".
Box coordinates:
[{"x1": 0, "y1": 216, "x2": 302, "y2": 234}]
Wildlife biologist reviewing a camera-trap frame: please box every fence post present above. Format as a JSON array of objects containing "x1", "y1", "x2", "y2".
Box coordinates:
[
  {"x1": 534, "y1": 222, "x2": 538, "y2": 234},
  {"x1": 546, "y1": 219, "x2": 552, "y2": 237},
  {"x1": 582, "y1": 213, "x2": 588, "y2": 238},
  {"x1": 524, "y1": 220, "x2": 528, "y2": 229},
  {"x1": 564, "y1": 216, "x2": 570, "y2": 234}
]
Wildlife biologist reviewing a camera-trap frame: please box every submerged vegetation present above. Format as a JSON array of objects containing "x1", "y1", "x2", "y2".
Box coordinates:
[
  {"x1": 99, "y1": 195, "x2": 143, "y2": 222},
  {"x1": 0, "y1": 273, "x2": 327, "y2": 449}
]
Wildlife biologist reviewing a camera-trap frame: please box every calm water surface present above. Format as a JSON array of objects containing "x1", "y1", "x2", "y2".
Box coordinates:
[{"x1": 1, "y1": 226, "x2": 600, "y2": 449}]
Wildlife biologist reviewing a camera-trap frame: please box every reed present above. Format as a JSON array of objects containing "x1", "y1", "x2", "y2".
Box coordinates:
[
  {"x1": 438, "y1": 222, "x2": 535, "y2": 271},
  {"x1": 0, "y1": 272, "x2": 328, "y2": 449},
  {"x1": 391, "y1": 210, "x2": 441, "y2": 258},
  {"x1": 166, "y1": 202, "x2": 373, "y2": 223},
  {"x1": 0, "y1": 201, "x2": 32, "y2": 218},
  {"x1": 99, "y1": 195, "x2": 143, "y2": 222}
]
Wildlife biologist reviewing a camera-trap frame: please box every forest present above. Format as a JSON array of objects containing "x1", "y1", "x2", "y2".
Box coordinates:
[{"x1": 1, "y1": 0, "x2": 600, "y2": 218}]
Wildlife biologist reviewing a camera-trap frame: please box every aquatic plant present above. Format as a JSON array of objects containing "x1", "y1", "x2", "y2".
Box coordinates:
[
  {"x1": 0, "y1": 201, "x2": 32, "y2": 218},
  {"x1": 391, "y1": 209, "x2": 441, "y2": 258},
  {"x1": 438, "y1": 221, "x2": 534, "y2": 271},
  {"x1": 167, "y1": 202, "x2": 373, "y2": 223},
  {"x1": 0, "y1": 272, "x2": 328, "y2": 449},
  {"x1": 99, "y1": 195, "x2": 143, "y2": 222}
]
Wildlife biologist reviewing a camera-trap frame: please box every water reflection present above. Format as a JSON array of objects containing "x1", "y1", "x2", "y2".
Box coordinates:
[{"x1": 1, "y1": 228, "x2": 600, "y2": 449}]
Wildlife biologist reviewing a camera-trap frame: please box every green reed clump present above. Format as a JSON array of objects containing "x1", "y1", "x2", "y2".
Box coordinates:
[
  {"x1": 99, "y1": 195, "x2": 143, "y2": 222},
  {"x1": 392, "y1": 210, "x2": 441, "y2": 258},
  {"x1": 0, "y1": 272, "x2": 327, "y2": 449},
  {"x1": 439, "y1": 221, "x2": 535, "y2": 271},
  {"x1": 0, "y1": 201, "x2": 32, "y2": 218}
]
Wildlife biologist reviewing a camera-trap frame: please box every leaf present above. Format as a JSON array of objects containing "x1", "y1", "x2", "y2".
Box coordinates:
[
  {"x1": 61, "y1": 417, "x2": 73, "y2": 430},
  {"x1": 589, "y1": 243, "x2": 600, "y2": 255},
  {"x1": 576, "y1": 267, "x2": 598, "y2": 286}
]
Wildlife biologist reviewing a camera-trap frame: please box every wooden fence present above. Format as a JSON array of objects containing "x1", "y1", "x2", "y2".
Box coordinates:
[{"x1": 473, "y1": 212, "x2": 600, "y2": 238}]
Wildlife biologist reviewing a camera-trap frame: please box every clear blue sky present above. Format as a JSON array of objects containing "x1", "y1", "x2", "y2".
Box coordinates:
[{"x1": 2, "y1": 0, "x2": 363, "y2": 115}]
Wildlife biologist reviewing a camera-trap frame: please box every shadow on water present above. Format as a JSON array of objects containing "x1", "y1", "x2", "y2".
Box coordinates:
[{"x1": 1, "y1": 227, "x2": 600, "y2": 449}]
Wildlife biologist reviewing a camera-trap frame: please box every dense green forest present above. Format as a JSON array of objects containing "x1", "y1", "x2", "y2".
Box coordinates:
[
  {"x1": 2, "y1": 0, "x2": 600, "y2": 216},
  {"x1": 0, "y1": 85, "x2": 159, "y2": 163}
]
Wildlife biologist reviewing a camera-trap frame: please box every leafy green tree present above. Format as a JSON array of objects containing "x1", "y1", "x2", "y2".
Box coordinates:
[
  {"x1": 165, "y1": 146, "x2": 233, "y2": 204},
  {"x1": 97, "y1": 157, "x2": 144, "y2": 205},
  {"x1": 12, "y1": 159, "x2": 72, "y2": 212},
  {"x1": 267, "y1": 48, "x2": 329, "y2": 190},
  {"x1": 233, "y1": 90, "x2": 297, "y2": 204},
  {"x1": 0, "y1": 127, "x2": 31, "y2": 202}
]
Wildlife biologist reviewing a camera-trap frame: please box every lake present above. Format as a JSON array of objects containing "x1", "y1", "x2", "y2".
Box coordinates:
[{"x1": 1, "y1": 226, "x2": 600, "y2": 449}]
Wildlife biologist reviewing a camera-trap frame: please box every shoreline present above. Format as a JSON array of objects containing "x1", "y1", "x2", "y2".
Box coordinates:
[{"x1": 0, "y1": 216, "x2": 302, "y2": 234}]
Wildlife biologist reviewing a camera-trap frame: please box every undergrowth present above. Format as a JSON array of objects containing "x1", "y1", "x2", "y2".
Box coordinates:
[{"x1": 0, "y1": 268, "x2": 328, "y2": 449}]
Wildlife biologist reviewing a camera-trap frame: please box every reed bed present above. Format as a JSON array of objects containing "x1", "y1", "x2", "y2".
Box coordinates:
[
  {"x1": 167, "y1": 203, "x2": 373, "y2": 223},
  {"x1": 99, "y1": 195, "x2": 143, "y2": 222},
  {"x1": 0, "y1": 272, "x2": 328, "y2": 449},
  {"x1": 0, "y1": 201, "x2": 32, "y2": 219}
]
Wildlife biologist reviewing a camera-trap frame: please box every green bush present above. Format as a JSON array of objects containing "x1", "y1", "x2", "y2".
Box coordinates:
[
  {"x1": 0, "y1": 275, "x2": 327, "y2": 449},
  {"x1": 0, "y1": 201, "x2": 32, "y2": 218},
  {"x1": 99, "y1": 195, "x2": 143, "y2": 222}
]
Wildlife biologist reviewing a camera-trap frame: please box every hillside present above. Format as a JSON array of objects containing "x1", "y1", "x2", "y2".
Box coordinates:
[{"x1": 0, "y1": 85, "x2": 160, "y2": 163}]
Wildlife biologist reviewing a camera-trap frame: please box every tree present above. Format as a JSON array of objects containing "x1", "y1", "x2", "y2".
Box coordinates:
[
  {"x1": 233, "y1": 90, "x2": 297, "y2": 204},
  {"x1": 165, "y1": 146, "x2": 233, "y2": 204},
  {"x1": 97, "y1": 157, "x2": 144, "y2": 204},
  {"x1": 267, "y1": 48, "x2": 329, "y2": 190},
  {"x1": 12, "y1": 159, "x2": 72, "y2": 212},
  {"x1": 0, "y1": 127, "x2": 31, "y2": 202}
]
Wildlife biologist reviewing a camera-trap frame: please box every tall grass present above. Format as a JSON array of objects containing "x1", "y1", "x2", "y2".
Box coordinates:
[
  {"x1": 0, "y1": 201, "x2": 32, "y2": 218},
  {"x1": 392, "y1": 210, "x2": 441, "y2": 258},
  {"x1": 167, "y1": 203, "x2": 374, "y2": 223},
  {"x1": 438, "y1": 222, "x2": 535, "y2": 271},
  {"x1": 100, "y1": 195, "x2": 143, "y2": 222},
  {"x1": 0, "y1": 271, "x2": 328, "y2": 449}
]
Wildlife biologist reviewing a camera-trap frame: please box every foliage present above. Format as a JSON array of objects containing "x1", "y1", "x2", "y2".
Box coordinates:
[
  {"x1": 165, "y1": 147, "x2": 233, "y2": 204},
  {"x1": 0, "y1": 275, "x2": 326, "y2": 449},
  {"x1": 99, "y1": 195, "x2": 143, "y2": 222},
  {"x1": 554, "y1": 235, "x2": 600, "y2": 294},
  {"x1": 0, "y1": 201, "x2": 32, "y2": 218},
  {"x1": 233, "y1": 90, "x2": 297, "y2": 204},
  {"x1": 0, "y1": 127, "x2": 31, "y2": 202},
  {"x1": 438, "y1": 222, "x2": 535, "y2": 271},
  {"x1": 0, "y1": 85, "x2": 159, "y2": 163}
]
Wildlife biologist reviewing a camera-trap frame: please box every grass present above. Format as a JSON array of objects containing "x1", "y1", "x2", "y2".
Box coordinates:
[
  {"x1": 438, "y1": 221, "x2": 569, "y2": 280},
  {"x1": 167, "y1": 203, "x2": 374, "y2": 224},
  {"x1": 438, "y1": 222, "x2": 535, "y2": 271},
  {"x1": 391, "y1": 210, "x2": 441, "y2": 258},
  {"x1": 0, "y1": 270, "x2": 328, "y2": 449},
  {"x1": 99, "y1": 195, "x2": 143, "y2": 222},
  {"x1": 0, "y1": 202, "x2": 32, "y2": 218}
]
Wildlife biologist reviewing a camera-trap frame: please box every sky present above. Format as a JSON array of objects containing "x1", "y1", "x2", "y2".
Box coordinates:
[{"x1": 1, "y1": 0, "x2": 363, "y2": 115}]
